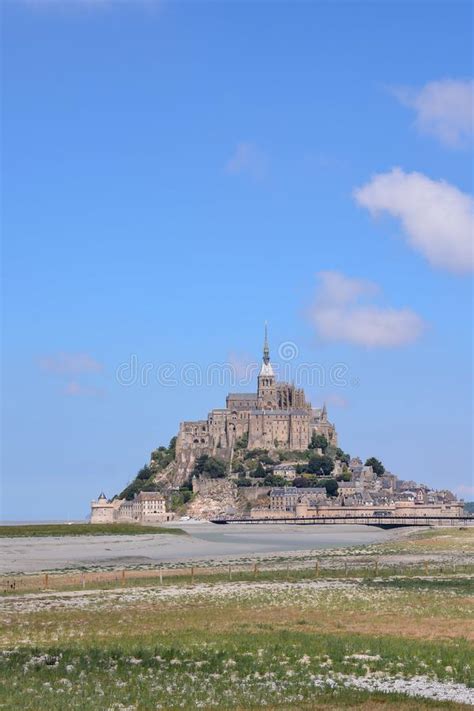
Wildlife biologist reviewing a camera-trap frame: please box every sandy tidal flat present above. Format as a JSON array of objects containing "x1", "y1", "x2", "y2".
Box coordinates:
[{"x1": 0, "y1": 523, "x2": 391, "y2": 573}]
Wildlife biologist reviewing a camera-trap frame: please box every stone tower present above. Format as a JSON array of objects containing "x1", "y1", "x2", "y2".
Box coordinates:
[{"x1": 257, "y1": 324, "x2": 277, "y2": 410}]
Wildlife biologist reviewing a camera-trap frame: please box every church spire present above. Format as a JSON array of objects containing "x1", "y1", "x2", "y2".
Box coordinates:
[
  {"x1": 259, "y1": 322, "x2": 274, "y2": 377},
  {"x1": 263, "y1": 322, "x2": 270, "y2": 365}
]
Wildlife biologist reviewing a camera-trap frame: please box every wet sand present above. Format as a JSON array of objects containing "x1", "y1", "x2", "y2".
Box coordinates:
[{"x1": 0, "y1": 523, "x2": 391, "y2": 574}]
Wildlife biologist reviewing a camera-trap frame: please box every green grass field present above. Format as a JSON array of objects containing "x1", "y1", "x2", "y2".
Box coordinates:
[
  {"x1": 1, "y1": 631, "x2": 472, "y2": 710},
  {"x1": 0, "y1": 523, "x2": 186, "y2": 537}
]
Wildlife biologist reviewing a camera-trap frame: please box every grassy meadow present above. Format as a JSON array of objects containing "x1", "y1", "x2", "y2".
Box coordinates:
[{"x1": 0, "y1": 523, "x2": 186, "y2": 538}]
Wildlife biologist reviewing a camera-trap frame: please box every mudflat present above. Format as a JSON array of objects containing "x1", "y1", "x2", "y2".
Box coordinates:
[{"x1": 0, "y1": 523, "x2": 390, "y2": 573}]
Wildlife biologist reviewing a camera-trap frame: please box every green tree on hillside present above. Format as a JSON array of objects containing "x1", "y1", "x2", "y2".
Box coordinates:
[
  {"x1": 335, "y1": 448, "x2": 350, "y2": 465},
  {"x1": 237, "y1": 478, "x2": 252, "y2": 487},
  {"x1": 263, "y1": 474, "x2": 287, "y2": 487},
  {"x1": 170, "y1": 489, "x2": 194, "y2": 511},
  {"x1": 235, "y1": 432, "x2": 249, "y2": 450},
  {"x1": 308, "y1": 432, "x2": 328, "y2": 452},
  {"x1": 318, "y1": 477, "x2": 338, "y2": 497},
  {"x1": 168, "y1": 436, "x2": 177, "y2": 456},
  {"x1": 244, "y1": 448, "x2": 268, "y2": 460},
  {"x1": 117, "y1": 437, "x2": 177, "y2": 501},
  {"x1": 192, "y1": 454, "x2": 226, "y2": 479},
  {"x1": 192, "y1": 455, "x2": 209, "y2": 476},
  {"x1": 307, "y1": 454, "x2": 334, "y2": 476},
  {"x1": 293, "y1": 476, "x2": 311, "y2": 488},
  {"x1": 365, "y1": 457, "x2": 385, "y2": 477},
  {"x1": 252, "y1": 462, "x2": 267, "y2": 478},
  {"x1": 337, "y1": 468, "x2": 351, "y2": 482},
  {"x1": 136, "y1": 465, "x2": 151, "y2": 480}
]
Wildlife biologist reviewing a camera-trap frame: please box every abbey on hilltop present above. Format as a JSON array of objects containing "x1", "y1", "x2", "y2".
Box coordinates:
[
  {"x1": 91, "y1": 326, "x2": 466, "y2": 523},
  {"x1": 175, "y1": 327, "x2": 337, "y2": 477}
]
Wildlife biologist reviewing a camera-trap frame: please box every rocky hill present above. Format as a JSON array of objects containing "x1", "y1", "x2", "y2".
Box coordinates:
[
  {"x1": 186, "y1": 478, "x2": 243, "y2": 519},
  {"x1": 113, "y1": 431, "x2": 354, "y2": 516},
  {"x1": 112, "y1": 427, "x2": 462, "y2": 521}
]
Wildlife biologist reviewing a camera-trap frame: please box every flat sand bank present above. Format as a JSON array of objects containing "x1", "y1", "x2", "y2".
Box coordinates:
[{"x1": 0, "y1": 523, "x2": 391, "y2": 573}]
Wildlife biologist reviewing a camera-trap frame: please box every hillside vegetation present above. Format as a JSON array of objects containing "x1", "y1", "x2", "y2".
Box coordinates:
[{"x1": 114, "y1": 431, "x2": 385, "y2": 514}]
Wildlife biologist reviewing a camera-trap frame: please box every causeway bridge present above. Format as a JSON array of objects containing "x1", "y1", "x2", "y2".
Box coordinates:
[{"x1": 211, "y1": 515, "x2": 474, "y2": 529}]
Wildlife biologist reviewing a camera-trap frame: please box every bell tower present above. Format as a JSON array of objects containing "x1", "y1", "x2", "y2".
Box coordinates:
[{"x1": 257, "y1": 323, "x2": 277, "y2": 410}]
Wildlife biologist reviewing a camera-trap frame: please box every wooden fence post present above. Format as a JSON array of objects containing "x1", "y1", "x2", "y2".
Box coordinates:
[
  {"x1": 253, "y1": 563, "x2": 257, "y2": 579},
  {"x1": 121, "y1": 570, "x2": 125, "y2": 587},
  {"x1": 374, "y1": 559, "x2": 379, "y2": 576},
  {"x1": 424, "y1": 562, "x2": 429, "y2": 575},
  {"x1": 286, "y1": 562, "x2": 290, "y2": 581},
  {"x1": 44, "y1": 573, "x2": 48, "y2": 589},
  {"x1": 315, "y1": 560, "x2": 319, "y2": 578},
  {"x1": 191, "y1": 567, "x2": 195, "y2": 585},
  {"x1": 228, "y1": 564, "x2": 232, "y2": 581}
]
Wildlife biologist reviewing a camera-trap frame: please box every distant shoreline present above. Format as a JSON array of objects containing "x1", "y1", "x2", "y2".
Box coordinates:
[{"x1": 0, "y1": 520, "x2": 88, "y2": 526}]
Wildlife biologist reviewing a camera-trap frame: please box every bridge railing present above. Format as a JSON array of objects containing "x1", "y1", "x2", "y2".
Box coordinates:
[{"x1": 211, "y1": 515, "x2": 474, "y2": 526}]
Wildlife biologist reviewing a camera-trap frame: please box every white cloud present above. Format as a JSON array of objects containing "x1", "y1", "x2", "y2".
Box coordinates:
[
  {"x1": 354, "y1": 168, "x2": 474, "y2": 274},
  {"x1": 225, "y1": 142, "x2": 267, "y2": 181},
  {"x1": 39, "y1": 352, "x2": 103, "y2": 375},
  {"x1": 391, "y1": 79, "x2": 474, "y2": 147},
  {"x1": 309, "y1": 271, "x2": 425, "y2": 348}
]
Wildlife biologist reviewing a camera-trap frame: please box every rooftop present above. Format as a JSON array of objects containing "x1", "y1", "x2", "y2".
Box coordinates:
[
  {"x1": 136, "y1": 492, "x2": 165, "y2": 501},
  {"x1": 227, "y1": 393, "x2": 257, "y2": 400}
]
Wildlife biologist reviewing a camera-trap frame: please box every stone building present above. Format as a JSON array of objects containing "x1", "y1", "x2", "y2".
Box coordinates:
[
  {"x1": 272, "y1": 463, "x2": 299, "y2": 480},
  {"x1": 91, "y1": 491, "x2": 173, "y2": 524},
  {"x1": 270, "y1": 486, "x2": 328, "y2": 513},
  {"x1": 90, "y1": 492, "x2": 117, "y2": 523},
  {"x1": 293, "y1": 499, "x2": 464, "y2": 519},
  {"x1": 176, "y1": 328, "x2": 337, "y2": 478},
  {"x1": 351, "y1": 464, "x2": 376, "y2": 484},
  {"x1": 337, "y1": 481, "x2": 364, "y2": 498},
  {"x1": 251, "y1": 493, "x2": 464, "y2": 520}
]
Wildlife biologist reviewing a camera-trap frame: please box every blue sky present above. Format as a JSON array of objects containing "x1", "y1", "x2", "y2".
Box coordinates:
[{"x1": 2, "y1": 0, "x2": 473, "y2": 520}]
